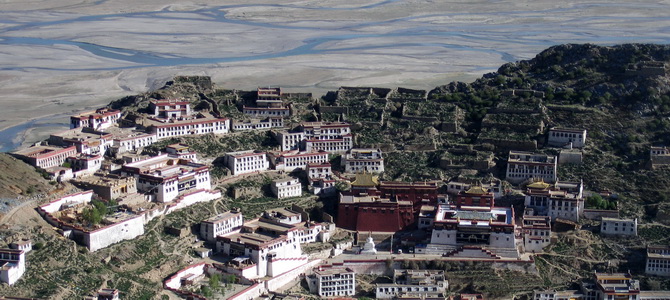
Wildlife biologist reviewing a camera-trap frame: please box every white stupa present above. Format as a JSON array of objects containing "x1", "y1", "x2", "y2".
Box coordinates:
[{"x1": 360, "y1": 235, "x2": 377, "y2": 255}]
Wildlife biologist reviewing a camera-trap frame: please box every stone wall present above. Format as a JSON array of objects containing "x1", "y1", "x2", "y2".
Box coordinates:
[{"x1": 583, "y1": 209, "x2": 619, "y2": 220}]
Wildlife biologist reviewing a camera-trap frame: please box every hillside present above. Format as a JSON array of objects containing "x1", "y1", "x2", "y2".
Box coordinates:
[
  {"x1": 0, "y1": 153, "x2": 54, "y2": 217},
  {"x1": 2, "y1": 43, "x2": 670, "y2": 299}
]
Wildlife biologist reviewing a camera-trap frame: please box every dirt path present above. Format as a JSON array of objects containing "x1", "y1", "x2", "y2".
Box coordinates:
[{"x1": 0, "y1": 199, "x2": 36, "y2": 225}]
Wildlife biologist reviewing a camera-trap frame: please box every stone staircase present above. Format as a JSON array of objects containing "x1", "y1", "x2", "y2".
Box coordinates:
[{"x1": 418, "y1": 244, "x2": 520, "y2": 259}]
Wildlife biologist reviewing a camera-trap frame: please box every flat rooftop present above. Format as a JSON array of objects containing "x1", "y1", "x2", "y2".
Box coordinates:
[
  {"x1": 51, "y1": 127, "x2": 111, "y2": 141},
  {"x1": 123, "y1": 154, "x2": 206, "y2": 178},
  {"x1": 225, "y1": 232, "x2": 284, "y2": 247},
  {"x1": 13, "y1": 145, "x2": 74, "y2": 157},
  {"x1": 203, "y1": 211, "x2": 242, "y2": 224},
  {"x1": 141, "y1": 112, "x2": 227, "y2": 127},
  {"x1": 314, "y1": 267, "x2": 354, "y2": 276}
]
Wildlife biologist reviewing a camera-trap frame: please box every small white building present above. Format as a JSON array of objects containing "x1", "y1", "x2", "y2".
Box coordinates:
[
  {"x1": 342, "y1": 148, "x2": 385, "y2": 173},
  {"x1": 547, "y1": 127, "x2": 587, "y2": 148},
  {"x1": 601, "y1": 217, "x2": 637, "y2": 236},
  {"x1": 269, "y1": 150, "x2": 329, "y2": 172},
  {"x1": 111, "y1": 132, "x2": 157, "y2": 155},
  {"x1": 200, "y1": 211, "x2": 244, "y2": 242},
  {"x1": 271, "y1": 177, "x2": 302, "y2": 199},
  {"x1": 66, "y1": 154, "x2": 103, "y2": 174},
  {"x1": 70, "y1": 108, "x2": 122, "y2": 130},
  {"x1": 149, "y1": 99, "x2": 191, "y2": 119},
  {"x1": 306, "y1": 163, "x2": 336, "y2": 195},
  {"x1": 646, "y1": 245, "x2": 670, "y2": 277},
  {"x1": 506, "y1": 151, "x2": 557, "y2": 185},
  {"x1": 0, "y1": 248, "x2": 26, "y2": 285},
  {"x1": 523, "y1": 215, "x2": 551, "y2": 253},
  {"x1": 224, "y1": 150, "x2": 269, "y2": 175},
  {"x1": 308, "y1": 267, "x2": 356, "y2": 298}
]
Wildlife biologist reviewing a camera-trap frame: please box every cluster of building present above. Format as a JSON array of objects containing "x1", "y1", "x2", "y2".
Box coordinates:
[
  {"x1": 37, "y1": 164, "x2": 221, "y2": 252},
  {"x1": 196, "y1": 207, "x2": 334, "y2": 280},
  {"x1": 534, "y1": 272, "x2": 670, "y2": 299}
]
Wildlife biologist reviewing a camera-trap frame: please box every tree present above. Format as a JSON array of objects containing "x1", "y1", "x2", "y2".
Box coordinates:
[
  {"x1": 586, "y1": 194, "x2": 605, "y2": 209},
  {"x1": 82, "y1": 207, "x2": 102, "y2": 224},
  {"x1": 209, "y1": 273, "x2": 221, "y2": 290}
]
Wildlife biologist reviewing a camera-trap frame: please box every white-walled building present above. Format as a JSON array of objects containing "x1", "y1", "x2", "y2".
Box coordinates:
[
  {"x1": 66, "y1": 154, "x2": 103, "y2": 174},
  {"x1": 232, "y1": 117, "x2": 284, "y2": 131},
  {"x1": 523, "y1": 215, "x2": 551, "y2": 253},
  {"x1": 276, "y1": 131, "x2": 306, "y2": 151},
  {"x1": 376, "y1": 270, "x2": 448, "y2": 299},
  {"x1": 13, "y1": 145, "x2": 78, "y2": 169},
  {"x1": 147, "y1": 116, "x2": 230, "y2": 140},
  {"x1": 37, "y1": 191, "x2": 146, "y2": 252},
  {"x1": 507, "y1": 151, "x2": 557, "y2": 184},
  {"x1": 149, "y1": 99, "x2": 191, "y2": 119},
  {"x1": 308, "y1": 267, "x2": 356, "y2": 298},
  {"x1": 271, "y1": 177, "x2": 302, "y2": 199},
  {"x1": 224, "y1": 150, "x2": 270, "y2": 175},
  {"x1": 306, "y1": 163, "x2": 336, "y2": 195},
  {"x1": 601, "y1": 217, "x2": 637, "y2": 236},
  {"x1": 0, "y1": 248, "x2": 26, "y2": 285},
  {"x1": 275, "y1": 122, "x2": 353, "y2": 153},
  {"x1": 111, "y1": 132, "x2": 157, "y2": 155},
  {"x1": 524, "y1": 180, "x2": 584, "y2": 222},
  {"x1": 269, "y1": 150, "x2": 329, "y2": 172},
  {"x1": 200, "y1": 211, "x2": 244, "y2": 242},
  {"x1": 342, "y1": 148, "x2": 385, "y2": 173},
  {"x1": 216, "y1": 229, "x2": 306, "y2": 279},
  {"x1": 49, "y1": 127, "x2": 114, "y2": 155},
  {"x1": 548, "y1": 127, "x2": 587, "y2": 148},
  {"x1": 243, "y1": 87, "x2": 291, "y2": 117},
  {"x1": 9, "y1": 240, "x2": 32, "y2": 253},
  {"x1": 429, "y1": 204, "x2": 518, "y2": 257},
  {"x1": 305, "y1": 137, "x2": 353, "y2": 154},
  {"x1": 122, "y1": 154, "x2": 213, "y2": 203},
  {"x1": 646, "y1": 245, "x2": 670, "y2": 277},
  {"x1": 70, "y1": 108, "x2": 122, "y2": 130}
]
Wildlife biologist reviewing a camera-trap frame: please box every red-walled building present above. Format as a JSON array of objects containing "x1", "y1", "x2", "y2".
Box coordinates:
[
  {"x1": 336, "y1": 173, "x2": 442, "y2": 233},
  {"x1": 379, "y1": 181, "x2": 440, "y2": 210},
  {"x1": 455, "y1": 185, "x2": 495, "y2": 208}
]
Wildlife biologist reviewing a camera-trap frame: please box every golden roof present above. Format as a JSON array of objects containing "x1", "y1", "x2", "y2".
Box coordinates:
[
  {"x1": 527, "y1": 180, "x2": 551, "y2": 189},
  {"x1": 465, "y1": 185, "x2": 489, "y2": 195},
  {"x1": 351, "y1": 172, "x2": 379, "y2": 187}
]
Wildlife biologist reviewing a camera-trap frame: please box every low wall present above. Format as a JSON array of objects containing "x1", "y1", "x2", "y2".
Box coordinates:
[
  {"x1": 164, "y1": 262, "x2": 208, "y2": 290},
  {"x1": 228, "y1": 283, "x2": 265, "y2": 300},
  {"x1": 266, "y1": 259, "x2": 321, "y2": 292},
  {"x1": 84, "y1": 215, "x2": 145, "y2": 252},
  {"x1": 39, "y1": 191, "x2": 93, "y2": 214},
  {"x1": 583, "y1": 209, "x2": 619, "y2": 220},
  {"x1": 319, "y1": 106, "x2": 349, "y2": 114}
]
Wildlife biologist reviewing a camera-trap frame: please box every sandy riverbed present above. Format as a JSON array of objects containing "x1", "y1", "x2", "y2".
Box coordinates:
[{"x1": 1, "y1": 0, "x2": 669, "y2": 150}]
